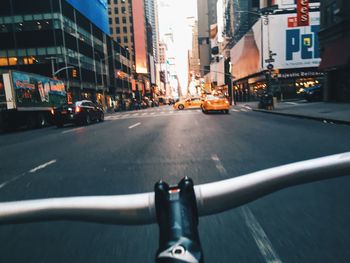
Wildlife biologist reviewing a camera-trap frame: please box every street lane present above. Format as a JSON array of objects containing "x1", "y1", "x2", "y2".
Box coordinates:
[{"x1": 0, "y1": 106, "x2": 350, "y2": 262}]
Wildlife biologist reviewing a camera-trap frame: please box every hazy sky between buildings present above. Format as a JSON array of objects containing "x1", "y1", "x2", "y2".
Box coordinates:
[{"x1": 158, "y1": 0, "x2": 197, "y2": 95}]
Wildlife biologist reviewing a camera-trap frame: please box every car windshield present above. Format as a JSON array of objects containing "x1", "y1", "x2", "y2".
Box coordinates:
[
  {"x1": 206, "y1": 95, "x2": 226, "y2": 100},
  {"x1": 0, "y1": 1, "x2": 349, "y2": 263}
]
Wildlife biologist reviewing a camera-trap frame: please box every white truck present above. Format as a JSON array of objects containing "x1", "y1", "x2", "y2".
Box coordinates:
[{"x1": 0, "y1": 70, "x2": 67, "y2": 130}]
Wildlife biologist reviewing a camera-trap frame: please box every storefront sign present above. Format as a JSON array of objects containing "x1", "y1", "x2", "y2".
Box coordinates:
[
  {"x1": 277, "y1": 71, "x2": 323, "y2": 79},
  {"x1": 297, "y1": 0, "x2": 310, "y2": 26}
]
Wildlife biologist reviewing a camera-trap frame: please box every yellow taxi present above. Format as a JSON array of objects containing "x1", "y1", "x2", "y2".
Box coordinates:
[
  {"x1": 173, "y1": 97, "x2": 203, "y2": 110},
  {"x1": 201, "y1": 95, "x2": 230, "y2": 114}
]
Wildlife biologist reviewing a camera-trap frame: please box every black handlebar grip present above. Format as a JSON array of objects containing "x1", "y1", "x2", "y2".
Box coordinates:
[{"x1": 155, "y1": 177, "x2": 203, "y2": 263}]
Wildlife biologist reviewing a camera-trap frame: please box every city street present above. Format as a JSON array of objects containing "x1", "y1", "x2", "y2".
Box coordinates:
[{"x1": 0, "y1": 105, "x2": 350, "y2": 263}]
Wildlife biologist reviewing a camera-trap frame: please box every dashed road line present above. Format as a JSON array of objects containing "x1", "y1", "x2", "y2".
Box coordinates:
[
  {"x1": 29, "y1": 160, "x2": 57, "y2": 173},
  {"x1": 211, "y1": 154, "x2": 282, "y2": 263},
  {"x1": 241, "y1": 207, "x2": 282, "y2": 263},
  {"x1": 0, "y1": 160, "x2": 57, "y2": 189},
  {"x1": 128, "y1": 122, "x2": 141, "y2": 129},
  {"x1": 61, "y1": 127, "x2": 85, "y2": 134},
  {"x1": 231, "y1": 109, "x2": 240, "y2": 112}
]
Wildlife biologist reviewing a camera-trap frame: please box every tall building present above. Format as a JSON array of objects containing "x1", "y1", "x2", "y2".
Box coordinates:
[
  {"x1": 144, "y1": 0, "x2": 160, "y2": 64},
  {"x1": 319, "y1": 0, "x2": 350, "y2": 102},
  {"x1": 108, "y1": 0, "x2": 134, "y2": 63},
  {"x1": 108, "y1": 0, "x2": 160, "y2": 98},
  {"x1": 208, "y1": 0, "x2": 218, "y2": 26},
  {"x1": 0, "y1": 0, "x2": 131, "y2": 107},
  {"x1": 197, "y1": 0, "x2": 210, "y2": 76}
]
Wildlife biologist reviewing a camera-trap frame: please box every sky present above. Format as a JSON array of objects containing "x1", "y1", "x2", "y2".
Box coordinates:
[{"x1": 158, "y1": 0, "x2": 197, "y2": 95}]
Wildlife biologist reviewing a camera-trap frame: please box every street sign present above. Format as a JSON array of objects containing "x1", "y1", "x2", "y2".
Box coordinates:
[{"x1": 265, "y1": 59, "x2": 275, "y2": 63}]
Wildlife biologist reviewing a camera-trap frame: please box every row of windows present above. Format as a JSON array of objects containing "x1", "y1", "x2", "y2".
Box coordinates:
[
  {"x1": 109, "y1": 16, "x2": 133, "y2": 25},
  {"x1": 110, "y1": 25, "x2": 133, "y2": 34},
  {"x1": 0, "y1": 46, "x2": 102, "y2": 72},
  {"x1": 0, "y1": 13, "x2": 105, "y2": 52},
  {"x1": 108, "y1": 0, "x2": 130, "y2": 4}
]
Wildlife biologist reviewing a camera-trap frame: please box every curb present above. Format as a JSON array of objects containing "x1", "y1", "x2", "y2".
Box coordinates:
[{"x1": 252, "y1": 109, "x2": 350, "y2": 125}]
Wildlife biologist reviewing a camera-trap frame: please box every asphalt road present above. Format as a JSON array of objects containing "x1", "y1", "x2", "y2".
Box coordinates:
[{"x1": 0, "y1": 105, "x2": 350, "y2": 263}]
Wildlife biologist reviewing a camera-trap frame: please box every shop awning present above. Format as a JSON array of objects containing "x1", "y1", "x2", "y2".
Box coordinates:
[{"x1": 319, "y1": 36, "x2": 350, "y2": 70}]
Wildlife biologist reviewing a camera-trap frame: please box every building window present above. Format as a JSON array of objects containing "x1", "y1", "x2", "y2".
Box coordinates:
[
  {"x1": 114, "y1": 7, "x2": 118, "y2": 14},
  {"x1": 117, "y1": 37, "x2": 121, "y2": 43},
  {"x1": 129, "y1": 16, "x2": 133, "y2": 23},
  {"x1": 115, "y1": 17, "x2": 119, "y2": 24},
  {"x1": 114, "y1": 0, "x2": 118, "y2": 4},
  {"x1": 110, "y1": 27, "x2": 114, "y2": 34},
  {"x1": 124, "y1": 36, "x2": 128, "y2": 43},
  {"x1": 122, "y1": 17, "x2": 126, "y2": 24},
  {"x1": 109, "y1": 18, "x2": 112, "y2": 24},
  {"x1": 122, "y1": 7, "x2": 126, "y2": 14},
  {"x1": 123, "y1": 26, "x2": 127, "y2": 33},
  {"x1": 116, "y1": 27, "x2": 120, "y2": 34}
]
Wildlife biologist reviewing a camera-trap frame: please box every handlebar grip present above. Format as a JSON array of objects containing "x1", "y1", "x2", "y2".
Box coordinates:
[{"x1": 155, "y1": 177, "x2": 203, "y2": 263}]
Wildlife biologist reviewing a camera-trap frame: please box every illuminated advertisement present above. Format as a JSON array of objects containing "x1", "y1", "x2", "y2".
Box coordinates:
[
  {"x1": 297, "y1": 0, "x2": 310, "y2": 26},
  {"x1": 12, "y1": 71, "x2": 66, "y2": 107},
  {"x1": 273, "y1": 0, "x2": 319, "y2": 8},
  {"x1": 262, "y1": 12, "x2": 320, "y2": 69},
  {"x1": 230, "y1": 21, "x2": 262, "y2": 80},
  {"x1": 132, "y1": 0, "x2": 148, "y2": 74},
  {"x1": 65, "y1": 0, "x2": 109, "y2": 35}
]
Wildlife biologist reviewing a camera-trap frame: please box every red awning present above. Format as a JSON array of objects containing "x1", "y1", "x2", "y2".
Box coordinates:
[{"x1": 319, "y1": 36, "x2": 350, "y2": 70}]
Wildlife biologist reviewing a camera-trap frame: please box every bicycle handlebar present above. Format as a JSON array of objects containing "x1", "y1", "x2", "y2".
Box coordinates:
[{"x1": 0, "y1": 152, "x2": 349, "y2": 225}]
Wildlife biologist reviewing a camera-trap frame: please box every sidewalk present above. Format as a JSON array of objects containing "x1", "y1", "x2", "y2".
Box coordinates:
[{"x1": 236, "y1": 100, "x2": 350, "y2": 125}]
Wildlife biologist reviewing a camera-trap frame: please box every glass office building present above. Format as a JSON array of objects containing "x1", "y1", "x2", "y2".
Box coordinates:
[{"x1": 0, "y1": 0, "x2": 131, "y2": 106}]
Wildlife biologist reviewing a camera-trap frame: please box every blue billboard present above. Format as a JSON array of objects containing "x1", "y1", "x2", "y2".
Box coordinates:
[{"x1": 65, "y1": 0, "x2": 110, "y2": 35}]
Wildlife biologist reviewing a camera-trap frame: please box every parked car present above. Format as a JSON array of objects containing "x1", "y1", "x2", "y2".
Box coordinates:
[
  {"x1": 201, "y1": 95, "x2": 230, "y2": 114},
  {"x1": 53, "y1": 100, "x2": 104, "y2": 128},
  {"x1": 173, "y1": 97, "x2": 203, "y2": 110},
  {"x1": 303, "y1": 85, "x2": 323, "y2": 102}
]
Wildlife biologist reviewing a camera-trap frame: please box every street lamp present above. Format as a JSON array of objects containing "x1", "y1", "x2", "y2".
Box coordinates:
[{"x1": 45, "y1": 57, "x2": 75, "y2": 78}]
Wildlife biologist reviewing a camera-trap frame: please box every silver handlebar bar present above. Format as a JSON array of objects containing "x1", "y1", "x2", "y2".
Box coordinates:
[{"x1": 0, "y1": 152, "x2": 349, "y2": 225}]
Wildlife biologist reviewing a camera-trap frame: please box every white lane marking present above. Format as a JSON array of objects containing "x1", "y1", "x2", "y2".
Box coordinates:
[
  {"x1": 243, "y1": 106, "x2": 252, "y2": 110},
  {"x1": 0, "y1": 160, "x2": 57, "y2": 189},
  {"x1": 0, "y1": 173, "x2": 25, "y2": 189},
  {"x1": 211, "y1": 154, "x2": 228, "y2": 176},
  {"x1": 29, "y1": 160, "x2": 57, "y2": 173},
  {"x1": 211, "y1": 154, "x2": 282, "y2": 263},
  {"x1": 241, "y1": 207, "x2": 282, "y2": 263},
  {"x1": 240, "y1": 108, "x2": 248, "y2": 112},
  {"x1": 285, "y1": 102, "x2": 298, "y2": 105},
  {"x1": 61, "y1": 127, "x2": 85, "y2": 134},
  {"x1": 231, "y1": 109, "x2": 240, "y2": 112},
  {"x1": 128, "y1": 122, "x2": 141, "y2": 129}
]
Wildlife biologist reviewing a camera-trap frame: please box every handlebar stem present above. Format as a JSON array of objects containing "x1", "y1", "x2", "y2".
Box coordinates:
[{"x1": 155, "y1": 177, "x2": 203, "y2": 263}]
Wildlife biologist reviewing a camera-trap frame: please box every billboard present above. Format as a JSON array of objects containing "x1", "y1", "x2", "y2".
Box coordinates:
[
  {"x1": 132, "y1": 0, "x2": 148, "y2": 74},
  {"x1": 230, "y1": 21, "x2": 262, "y2": 80},
  {"x1": 12, "y1": 71, "x2": 66, "y2": 108},
  {"x1": 65, "y1": 0, "x2": 109, "y2": 35},
  {"x1": 273, "y1": 0, "x2": 319, "y2": 8},
  {"x1": 262, "y1": 12, "x2": 320, "y2": 70}
]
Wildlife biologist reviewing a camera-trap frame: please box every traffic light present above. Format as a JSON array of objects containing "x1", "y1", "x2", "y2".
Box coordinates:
[{"x1": 72, "y1": 69, "x2": 78, "y2": 78}]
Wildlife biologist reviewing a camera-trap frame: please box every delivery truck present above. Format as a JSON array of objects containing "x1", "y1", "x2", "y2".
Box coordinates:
[{"x1": 0, "y1": 70, "x2": 67, "y2": 130}]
